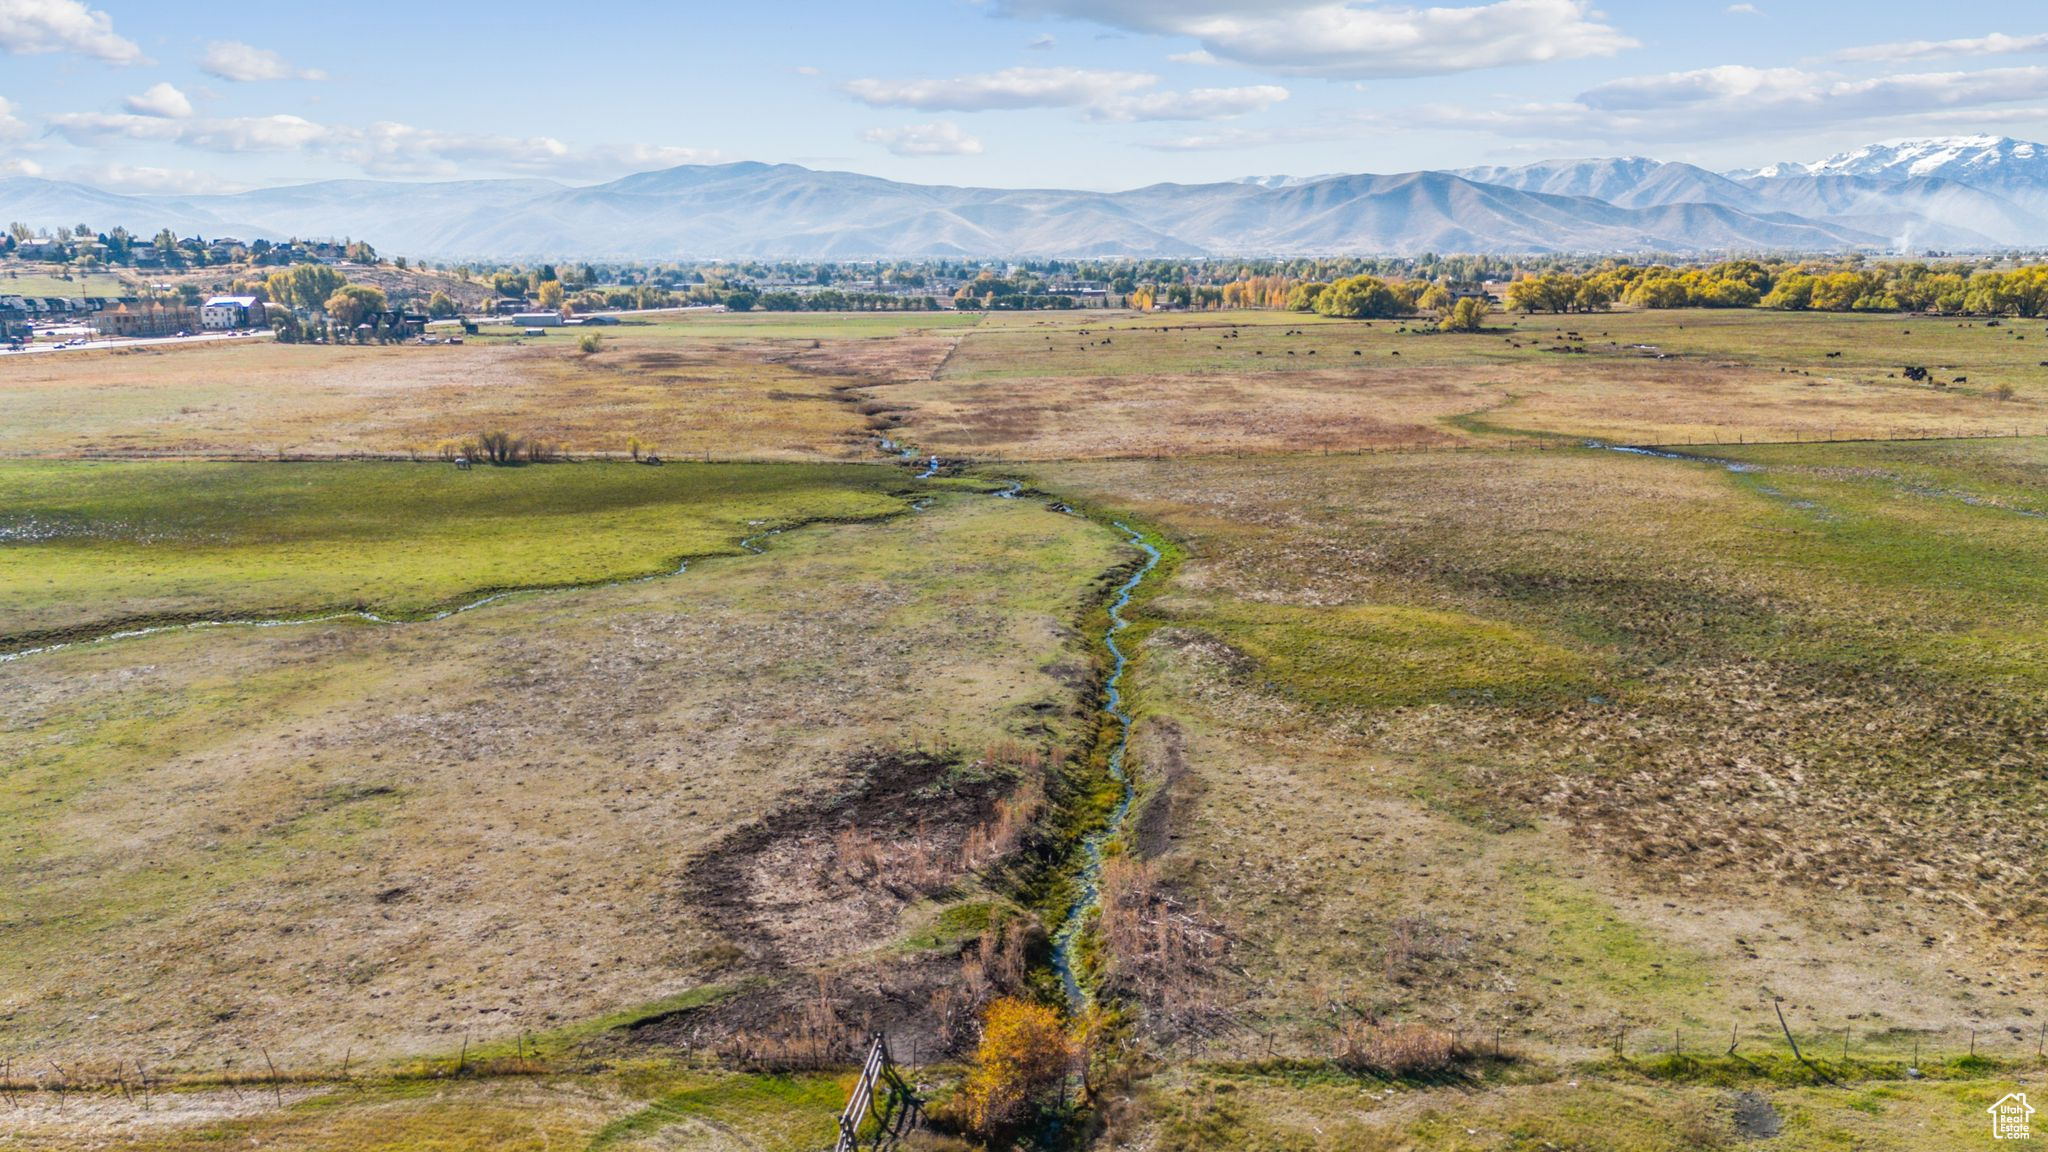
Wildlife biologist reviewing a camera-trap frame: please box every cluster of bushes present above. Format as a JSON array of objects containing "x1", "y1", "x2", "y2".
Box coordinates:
[
  {"x1": 756, "y1": 289, "x2": 945, "y2": 312},
  {"x1": 1500, "y1": 259, "x2": 2048, "y2": 316},
  {"x1": 954, "y1": 293, "x2": 1079, "y2": 311},
  {"x1": 434, "y1": 430, "x2": 561, "y2": 464},
  {"x1": 1276, "y1": 276, "x2": 1491, "y2": 330}
]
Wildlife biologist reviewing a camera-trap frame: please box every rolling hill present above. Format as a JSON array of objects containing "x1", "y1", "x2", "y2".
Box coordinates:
[{"x1": 5, "y1": 136, "x2": 2047, "y2": 259}]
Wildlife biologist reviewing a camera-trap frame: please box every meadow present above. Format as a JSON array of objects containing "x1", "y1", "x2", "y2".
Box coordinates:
[
  {"x1": 0, "y1": 459, "x2": 909, "y2": 643},
  {"x1": 4, "y1": 303, "x2": 2045, "y2": 1150},
  {"x1": 1, "y1": 488, "x2": 1123, "y2": 1074}
]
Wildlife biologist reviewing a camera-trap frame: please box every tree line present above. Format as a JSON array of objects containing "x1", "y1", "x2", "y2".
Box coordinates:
[{"x1": 1503, "y1": 260, "x2": 2048, "y2": 316}]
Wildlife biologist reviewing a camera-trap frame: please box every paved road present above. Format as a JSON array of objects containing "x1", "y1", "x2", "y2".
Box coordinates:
[{"x1": 2, "y1": 330, "x2": 271, "y2": 356}]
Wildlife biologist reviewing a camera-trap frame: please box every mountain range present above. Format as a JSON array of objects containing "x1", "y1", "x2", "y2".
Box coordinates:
[{"x1": 5, "y1": 136, "x2": 2048, "y2": 261}]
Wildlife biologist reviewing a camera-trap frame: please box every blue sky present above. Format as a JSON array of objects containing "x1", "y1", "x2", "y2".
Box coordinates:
[{"x1": 3, "y1": 0, "x2": 2048, "y2": 192}]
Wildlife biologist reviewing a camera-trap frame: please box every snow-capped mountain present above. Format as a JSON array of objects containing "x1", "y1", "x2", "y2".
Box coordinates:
[
  {"x1": 7, "y1": 137, "x2": 2048, "y2": 259},
  {"x1": 1729, "y1": 136, "x2": 2048, "y2": 228},
  {"x1": 1733, "y1": 136, "x2": 2048, "y2": 185}
]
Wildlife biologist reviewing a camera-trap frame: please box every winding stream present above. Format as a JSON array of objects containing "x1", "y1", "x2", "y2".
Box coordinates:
[{"x1": 1049, "y1": 521, "x2": 1163, "y2": 1011}]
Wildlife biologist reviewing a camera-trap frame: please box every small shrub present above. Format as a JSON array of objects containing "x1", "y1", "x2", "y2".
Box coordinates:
[
  {"x1": 1335, "y1": 1021, "x2": 1463, "y2": 1077},
  {"x1": 1992, "y1": 381, "x2": 2017, "y2": 401},
  {"x1": 958, "y1": 998, "x2": 1074, "y2": 1139},
  {"x1": 577, "y1": 332, "x2": 603, "y2": 354}
]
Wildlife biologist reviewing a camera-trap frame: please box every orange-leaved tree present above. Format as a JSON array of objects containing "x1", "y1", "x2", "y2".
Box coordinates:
[{"x1": 961, "y1": 997, "x2": 1075, "y2": 1138}]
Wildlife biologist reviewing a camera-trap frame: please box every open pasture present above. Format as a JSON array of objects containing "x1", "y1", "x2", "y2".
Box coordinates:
[
  {"x1": 0, "y1": 485, "x2": 1125, "y2": 1072},
  {"x1": 879, "y1": 308, "x2": 2048, "y2": 459},
  {"x1": 0, "y1": 460, "x2": 912, "y2": 645},
  {"x1": 1026, "y1": 436, "x2": 2048, "y2": 1063},
  {"x1": 8, "y1": 305, "x2": 2048, "y2": 1148},
  {"x1": 0, "y1": 313, "x2": 955, "y2": 460}
]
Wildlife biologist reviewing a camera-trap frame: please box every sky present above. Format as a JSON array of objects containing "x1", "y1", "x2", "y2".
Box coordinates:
[{"x1": 4, "y1": 0, "x2": 2048, "y2": 193}]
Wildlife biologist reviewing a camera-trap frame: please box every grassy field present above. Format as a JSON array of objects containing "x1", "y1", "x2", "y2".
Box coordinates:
[
  {"x1": 7, "y1": 305, "x2": 2046, "y2": 1149},
  {"x1": 0, "y1": 269, "x2": 136, "y2": 297},
  {"x1": 0, "y1": 480, "x2": 1126, "y2": 1075},
  {"x1": 887, "y1": 308, "x2": 2048, "y2": 457},
  {"x1": 11, "y1": 306, "x2": 2045, "y2": 463},
  {"x1": 1026, "y1": 443, "x2": 2048, "y2": 1063},
  {"x1": 0, "y1": 459, "x2": 910, "y2": 643},
  {"x1": 0, "y1": 311, "x2": 969, "y2": 459}
]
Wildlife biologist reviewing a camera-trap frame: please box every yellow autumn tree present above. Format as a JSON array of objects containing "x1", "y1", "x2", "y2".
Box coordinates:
[{"x1": 960, "y1": 997, "x2": 1074, "y2": 1138}]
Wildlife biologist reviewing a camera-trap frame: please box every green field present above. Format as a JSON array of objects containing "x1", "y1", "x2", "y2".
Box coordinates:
[
  {"x1": 0, "y1": 269, "x2": 136, "y2": 297},
  {"x1": 0, "y1": 460, "x2": 912, "y2": 643},
  {"x1": 5, "y1": 306, "x2": 2044, "y2": 1151}
]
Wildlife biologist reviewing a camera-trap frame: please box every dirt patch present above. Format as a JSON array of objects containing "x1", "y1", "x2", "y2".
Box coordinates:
[
  {"x1": 1133, "y1": 715, "x2": 1191, "y2": 858},
  {"x1": 637, "y1": 748, "x2": 1040, "y2": 1061},
  {"x1": 1732, "y1": 1090, "x2": 1783, "y2": 1139},
  {"x1": 783, "y1": 333, "x2": 963, "y2": 383},
  {"x1": 683, "y1": 748, "x2": 1014, "y2": 966}
]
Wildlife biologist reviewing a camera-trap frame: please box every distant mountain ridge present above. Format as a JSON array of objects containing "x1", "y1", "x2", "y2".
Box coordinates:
[{"x1": 5, "y1": 137, "x2": 2048, "y2": 260}]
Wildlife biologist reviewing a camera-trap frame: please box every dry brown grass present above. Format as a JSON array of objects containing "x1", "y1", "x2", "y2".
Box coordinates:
[
  {"x1": 1026, "y1": 444, "x2": 2048, "y2": 1058},
  {"x1": 862, "y1": 309, "x2": 2048, "y2": 459},
  {"x1": 0, "y1": 494, "x2": 1123, "y2": 1072},
  {"x1": 0, "y1": 327, "x2": 873, "y2": 460}
]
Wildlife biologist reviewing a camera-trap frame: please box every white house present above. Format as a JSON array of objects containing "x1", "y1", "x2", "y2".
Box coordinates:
[
  {"x1": 200, "y1": 295, "x2": 263, "y2": 330},
  {"x1": 509, "y1": 311, "x2": 562, "y2": 327}
]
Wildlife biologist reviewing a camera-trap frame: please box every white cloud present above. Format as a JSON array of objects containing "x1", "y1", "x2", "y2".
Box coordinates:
[
  {"x1": 846, "y1": 65, "x2": 1286, "y2": 122},
  {"x1": 123, "y1": 82, "x2": 192, "y2": 119},
  {"x1": 1405, "y1": 63, "x2": 2048, "y2": 144},
  {"x1": 49, "y1": 110, "x2": 327, "y2": 151},
  {"x1": 45, "y1": 104, "x2": 722, "y2": 179},
  {"x1": 863, "y1": 121, "x2": 984, "y2": 157},
  {"x1": 1727, "y1": 4, "x2": 1760, "y2": 14},
  {"x1": 1028, "y1": 34, "x2": 1057, "y2": 49},
  {"x1": 793, "y1": 65, "x2": 821, "y2": 76},
  {"x1": 0, "y1": 94, "x2": 26, "y2": 139},
  {"x1": 846, "y1": 67, "x2": 1157, "y2": 112},
  {"x1": 0, "y1": 156, "x2": 41, "y2": 176},
  {"x1": 996, "y1": 0, "x2": 1635, "y2": 79},
  {"x1": 1138, "y1": 119, "x2": 1353, "y2": 151},
  {"x1": 1091, "y1": 84, "x2": 1288, "y2": 121},
  {"x1": 0, "y1": 0, "x2": 139, "y2": 63},
  {"x1": 1838, "y1": 32, "x2": 2048, "y2": 63},
  {"x1": 1140, "y1": 127, "x2": 1279, "y2": 151},
  {"x1": 1169, "y1": 48, "x2": 1219, "y2": 64},
  {"x1": 199, "y1": 40, "x2": 323, "y2": 82}
]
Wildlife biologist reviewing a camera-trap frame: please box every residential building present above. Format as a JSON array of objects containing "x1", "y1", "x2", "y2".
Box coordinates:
[
  {"x1": 89, "y1": 302, "x2": 200, "y2": 338},
  {"x1": 200, "y1": 295, "x2": 265, "y2": 330}
]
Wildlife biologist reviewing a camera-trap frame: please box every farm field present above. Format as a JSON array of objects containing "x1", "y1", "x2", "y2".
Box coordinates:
[{"x1": 4, "y1": 306, "x2": 2044, "y2": 1150}]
